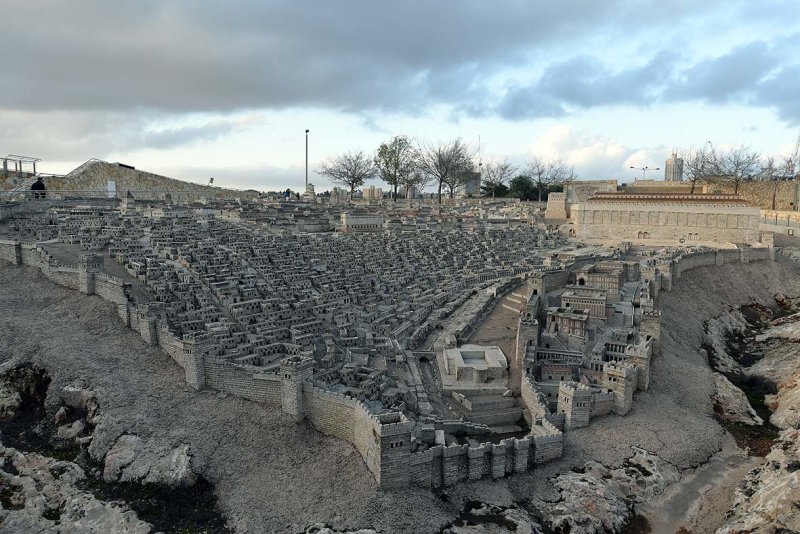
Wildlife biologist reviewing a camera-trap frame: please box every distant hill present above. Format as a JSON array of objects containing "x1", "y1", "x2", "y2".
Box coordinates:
[{"x1": 3, "y1": 159, "x2": 256, "y2": 201}]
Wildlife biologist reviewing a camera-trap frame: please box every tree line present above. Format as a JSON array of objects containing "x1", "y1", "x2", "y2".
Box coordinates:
[
  {"x1": 317, "y1": 136, "x2": 575, "y2": 204},
  {"x1": 679, "y1": 137, "x2": 800, "y2": 207}
]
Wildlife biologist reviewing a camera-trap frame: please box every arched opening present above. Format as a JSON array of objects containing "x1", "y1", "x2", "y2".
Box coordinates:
[
  {"x1": 578, "y1": 278, "x2": 586, "y2": 286},
  {"x1": 637, "y1": 231, "x2": 643, "y2": 239},
  {"x1": 532, "y1": 289, "x2": 538, "y2": 295}
]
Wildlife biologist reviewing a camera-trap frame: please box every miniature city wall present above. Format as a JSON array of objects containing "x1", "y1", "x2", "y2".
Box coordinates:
[
  {"x1": 0, "y1": 238, "x2": 775, "y2": 490},
  {"x1": 517, "y1": 243, "x2": 773, "y2": 432}
]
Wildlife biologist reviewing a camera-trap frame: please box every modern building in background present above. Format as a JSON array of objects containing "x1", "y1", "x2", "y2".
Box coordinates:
[
  {"x1": 363, "y1": 185, "x2": 383, "y2": 200},
  {"x1": 665, "y1": 154, "x2": 684, "y2": 182},
  {"x1": 457, "y1": 171, "x2": 481, "y2": 197}
]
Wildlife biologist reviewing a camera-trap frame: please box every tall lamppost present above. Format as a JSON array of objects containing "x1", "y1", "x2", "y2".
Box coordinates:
[
  {"x1": 305, "y1": 129, "x2": 310, "y2": 188},
  {"x1": 630, "y1": 165, "x2": 660, "y2": 180}
]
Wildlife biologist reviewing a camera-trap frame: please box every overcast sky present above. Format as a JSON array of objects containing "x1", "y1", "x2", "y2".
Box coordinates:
[{"x1": 2, "y1": 1, "x2": 800, "y2": 191}]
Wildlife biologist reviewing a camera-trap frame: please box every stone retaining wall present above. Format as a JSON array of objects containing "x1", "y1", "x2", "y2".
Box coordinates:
[{"x1": 204, "y1": 359, "x2": 283, "y2": 404}]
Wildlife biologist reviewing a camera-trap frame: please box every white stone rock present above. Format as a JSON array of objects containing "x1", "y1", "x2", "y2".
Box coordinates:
[
  {"x1": 716, "y1": 429, "x2": 800, "y2": 534},
  {"x1": 103, "y1": 434, "x2": 142, "y2": 482},
  {"x1": 143, "y1": 444, "x2": 197, "y2": 487},
  {"x1": 0, "y1": 444, "x2": 151, "y2": 534},
  {"x1": 56, "y1": 419, "x2": 85, "y2": 440},
  {"x1": 59, "y1": 385, "x2": 95, "y2": 412},
  {"x1": 712, "y1": 373, "x2": 764, "y2": 426},
  {"x1": 767, "y1": 371, "x2": 800, "y2": 430}
]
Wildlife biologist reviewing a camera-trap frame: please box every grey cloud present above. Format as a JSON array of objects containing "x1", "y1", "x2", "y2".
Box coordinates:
[
  {"x1": 492, "y1": 33, "x2": 800, "y2": 122},
  {"x1": 667, "y1": 41, "x2": 779, "y2": 103},
  {"x1": 0, "y1": 0, "x2": 731, "y2": 115},
  {"x1": 755, "y1": 64, "x2": 800, "y2": 125},
  {"x1": 0, "y1": 110, "x2": 260, "y2": 161},
  {"x1": 1, "y1": 0, "x2": 797, "y2": 136},
  {"x1": 138, "y1": 117, "x2": 261, "y2": 149},
  {"x1": 495, "y1": 52, "x2": 678, "y2": 120}
]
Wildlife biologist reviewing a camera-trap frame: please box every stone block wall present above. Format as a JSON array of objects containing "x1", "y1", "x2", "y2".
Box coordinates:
[
  {"x1": 301, "y1": 384, "x2": 413, "y2": 487},
  {"x1": 203, "y1": 359, "x2": 282, "y2": 404},
  {"x1": 603, "y1": 363, "x2": 637, "y2": 415},
  {"x1": 45, "y1": 266, "x2": 80, "y2": 290},
  {"x1": 540, "y1": 269, "x2": 571, "y2": 294},
  {"x1": 590, "y1": 391, "x2": 615, "y2": 417},
  {"x1": 529, "y1": 418, "x2": 563, "y2": 463},
  {"x1": 707, "y1": 180, "x2": 799, "y2": 211},
  {"x1": 408, "y1": 434, "x2": 537, "y2": 489},
  {"x1": 94, "y1": 273, "x2": 129, "y2": 305},
  {"x1": 520, "y1": 375, "x2": 549, "y2": 425},
  {"x1": 558, "y1": 382, "x2": 592, "y2": 430},
  {"x1": 673, "y1": 251, "x2": 716, "y2": 278},
  {"x1": 638, "y1": 311, "x2": 661, "y2": 366},
  {"x1": 666, "y1": 246, "x2": 772, "y2": 292}
]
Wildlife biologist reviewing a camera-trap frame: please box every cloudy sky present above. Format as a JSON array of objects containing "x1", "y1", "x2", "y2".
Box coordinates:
[{"x1": 2, "y1": 0, "x2": 800, "y2": 191}]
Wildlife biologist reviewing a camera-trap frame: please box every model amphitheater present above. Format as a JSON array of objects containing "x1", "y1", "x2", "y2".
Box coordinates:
[{"x1": 1, "y1": 161, "x2": 799, "y2": 534}]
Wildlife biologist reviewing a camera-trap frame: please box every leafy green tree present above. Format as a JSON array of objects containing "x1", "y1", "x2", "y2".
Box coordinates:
[
  {"x1": 480, "y1": 182, "x2": 509, "y2": 197},
  {"x1": 375, "y1": 135, "x2": 417, "y2": 201},
  {"x1": 509, "y1": 174, "x2": 536, "y2": 200}
]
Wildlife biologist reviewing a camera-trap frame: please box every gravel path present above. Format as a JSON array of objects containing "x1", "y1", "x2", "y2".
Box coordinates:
[{"x1": 2, "y1": 256, "x2": 800, "y2": 533}]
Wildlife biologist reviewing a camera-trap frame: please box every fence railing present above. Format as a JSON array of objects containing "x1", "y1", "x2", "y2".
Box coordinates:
[{"x1": 763, "y1": 213, "x2": 800, "y2": 228}]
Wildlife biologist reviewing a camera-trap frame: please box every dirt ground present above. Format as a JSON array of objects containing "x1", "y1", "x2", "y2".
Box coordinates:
[
  {"x1": 467, "y1": 285, "x2": 525, "y2": 392},
  {"x1": 3, "y1": 253, "x2": 800, "y2": 533}
]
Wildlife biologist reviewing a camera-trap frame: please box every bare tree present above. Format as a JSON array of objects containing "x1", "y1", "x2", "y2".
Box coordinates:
[
  {"x1": 375, "y1": 135, "x2": 417, "y2": 201},
  {"x1": 317, "y1": 150, "x2": 376, "y2": 200},
  {"x1": 759, "y1": 156, "x2": 782, "y2": 210},
  {"x1": 482, "y1": 160, "x2": 517, "y2": 198},
  {"x1": 416, "y1": 138, "x2": 474, "y2": 204},
  {"x1": 680, "y1": 143, "x2": 718, "y2": 193},
  {"x1": 782, "y1": 133, "x2": 800, "y2": 179},
  {"x1": 445, "y1": 159, "x2": 477, "y2": 199},
  {"x1": 526, "y1": 157, "x2": 570, "y2": 202},
  {"x1": 718, "y1": 144, "x2": 761, "y2": 194}
]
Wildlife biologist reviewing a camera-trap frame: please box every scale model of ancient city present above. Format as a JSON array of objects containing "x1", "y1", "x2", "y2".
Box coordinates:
[{"x1": 1, "y1": 152, "x2": 800, "y2": 534}]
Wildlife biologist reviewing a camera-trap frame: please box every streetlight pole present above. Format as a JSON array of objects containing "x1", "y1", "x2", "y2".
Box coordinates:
[
  {"x1": 305, "y1": 129, "x2": 309, "y2": 188},
  {"x1": 630, "y1": 165, "x2": 660, "y2": 180}
]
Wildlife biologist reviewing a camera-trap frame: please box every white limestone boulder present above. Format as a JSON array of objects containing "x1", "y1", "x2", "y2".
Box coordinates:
[
  {"x1": 103, "y1": 434, "x2": 142, "y2": 482},
  {"x1": 143, "y1": 444, "x2": 196, "y2": 487},
  {"x1": 103, "y1": 434, "x2": 196, "y2": 487},
  {"x1": 0, "y1": 444, "x2": 151, "y2": 534},
  {"x1": 56, "y1": 419, "x2": 86, "y2": 440},
  {"x1": 59, "y1": 384, "x2": 98, "y2": 423},
  {"x1": 712, "y1": 373, "x2": 764, "y2": 426},
  {"x1": 538, "y1": 447, "x2": 679, "y2": 534},
  {"x1": 716, "y1": 429, "x2": 800, "y2": 534},
  {"x1": 766, "y1": 371, "x2": 800, "y2": 430}
]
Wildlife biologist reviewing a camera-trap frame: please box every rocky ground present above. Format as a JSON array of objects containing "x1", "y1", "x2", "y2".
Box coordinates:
[
  {"x1": 707, "y1": 297, "x2": 800, "y2": 533},
  {"x1": 2, "y1": 253, "x2": 800, "y2": 533}
]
